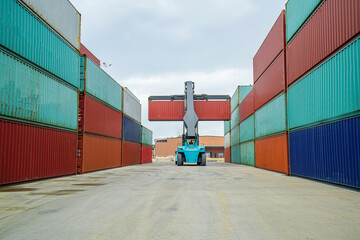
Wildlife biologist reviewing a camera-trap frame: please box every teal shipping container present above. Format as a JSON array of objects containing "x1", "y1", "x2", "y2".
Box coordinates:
[
  {"x1": 255, "y1": 93, "x2": 286, "y2": 139},
  {"x1": 230, "y1": 124, "x2": 240, "y2": 146},
  {"x1": 231, "y1": 106, "x2": 240, "y2": 129},
  {"x1": 231, "y1": 86, "x2": 253, "y2": 112},
  {"x1": 287, "y1": 37, "x2": 360, "y2": 130},
  {"x1": 240, "y1": 114, "x2": 254, "y2": 143},
  {"x1": 141, "y1": 126, "x2": 153, "y2": 147},
  {"x1": 240, "y1": 141, "x2": 255, "y2": 166},
  {"x1": 0, "y1": 49, "x2": 78, "y2": 130},
  {"x1": 231, "y1": 144, "x2": 240, "y2": 164},
  {"x1": 224, "y1": 132, "x2": 231, "y2": 148},
  {"x1": 285, "y1": 0, "x2": 323, "y2": 43},
  {"x1": 81, "y1": 56, "x2": 123, "y2": 113},
  {"x1": 0, "y1": 0, "x2": 80, "y2": 88},
  {"x1": 224, "y1": 120, "x2": 231, "y2": 135}
]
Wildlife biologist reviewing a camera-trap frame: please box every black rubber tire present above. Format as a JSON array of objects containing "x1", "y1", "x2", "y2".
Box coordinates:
[
  {"x1": 200, "y1": 153, "x2": 206, "y2": 166},
  {"x1": 177, "y1": 153, "x2": 183, "y2": 166}
]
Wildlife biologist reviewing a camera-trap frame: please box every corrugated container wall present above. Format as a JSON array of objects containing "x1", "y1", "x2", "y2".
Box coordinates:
[
  {"x1": 194, "y1": 101, "x2": 231, "y2": 120},
  {"x1": 0, "y1": 0, "x2": 80, "y2": 88},
  {"x1": 231, "y1": 86, "x2": 253, "y2": 112},
  {"x1": 231, "y1": 144, "x2": 240, "y2": 164},
  {"x1": 224, "y1": 132, "x2": 231, "y2": 148},
  {"x1": 287, "y1": 0, "x2": 360, "y2": 86},
  {"x1": 240, "y1": 141, "x2": 255, "y2": 166},
  {"x1": 224, "y1": 120, "x2": 231, "y2": 135},
  {"x1": 231, "y1": 106, "x2": 240, "y2": 129},
  {"x1": 81, "y1": 56, "x2": 122, "y2": 112},
  {"x1": 224, "y1": 147, "x2": 231, "y2": 163},
  {"x1": 122, "y1": 141, "x2": 141, "y2": 166},
  {"x1": 0, "y1": 119, "x2": 77, "y2": 185},
  {"x1": 287, "y1": 37, "x2": 360, "y2": 130},
  {"x1": 289, "y1": 116, "x2": 360, "y2": 189},
  {"x1": 253, "y1": 10, "x2": 285, "y2": 82},
  {"x1": 141, "y1": 145, "x2": 153, "y2": 164},
  {"x1": 20, "y1": 0, "x2": 81, "y2": 51},
  {"x1": 80, "y1": 44, "x2": 100, "y2": 66},
  {"x1": 230, "y1": 125, "x2": 240, "y2": 146},
  {"x1": 0, "y1": 49, "x2": 78, "y2": 130},
  {"x1": 240, "y1": 115, "x2": 254, "y2": 143},
  {"x1": 285, "y1": 0, "x2": 323, "y2": 42},
  {"x1": 122, "y1": 115, "x2": 141, "y2": 144},
  {"x1": 141, "y1": 126, "x2": 153, "y2": 147},
  {"x1": 239, "y1": 90, "x2": 254, "y2": 123},
  {"x1": 123, "y1": 87, "x2": 141, "y2": 123}
]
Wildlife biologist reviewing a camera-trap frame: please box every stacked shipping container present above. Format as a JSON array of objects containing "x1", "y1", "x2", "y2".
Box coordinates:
[
  {"x1": 224, "y1": 121, "x2": 231, "y2": 163},
  {"x1": 141, "y1": 126, "x2": 153, "y2": 164}
]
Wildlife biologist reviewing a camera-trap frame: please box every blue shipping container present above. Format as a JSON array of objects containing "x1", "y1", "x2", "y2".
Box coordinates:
[
  {"x1": 123, "y1": 115, "x2": 141, "y2": 144},
  {"x1": 289, "y1": 116, "x2": 360, "y2": 189}
]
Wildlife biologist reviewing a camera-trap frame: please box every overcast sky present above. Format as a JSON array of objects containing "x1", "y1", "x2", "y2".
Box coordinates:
[{"x1": 71, "y1": 0, "x2": 287, "y2": 140}]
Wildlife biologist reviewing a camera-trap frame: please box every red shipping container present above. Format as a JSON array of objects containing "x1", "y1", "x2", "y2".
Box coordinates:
[
  {"x1": 253, "y1": 10, "x2": 285, "y2": 82},
  {"x1": 80, "y1": 43, "x2": 101, "y2": 66},
  {"x1": 239, "y1": 90, "x2": 254, "y2": 123},
  {"x1": 255, "y1": 133, "x2": 289, "y2": 174},
  {"x1": 224, "y1": 147, "x2": 231, "y2": 163},
  {"x1": 148, "y1": 100, "x2": 230, "y2": 121},
  {"x1": 79, "y1": 94, "x2": 122, "y2": 139},
  {"x1": 78, "y1": 134, "x2": 121, "y2": 173},
  {"x1": 254, "y1": 52, "x2": 286, "y2": 110},
  {"x1": 0, "y1": 118, "x2": 77, "y2": 185},
  {"x1": 122, "y1": 141, "x2": 141, "y2": 166},
  {"x1": 141, "y1": 145, "x2": 153, "y2": 164},
  {"x1": 287, "y1": 0, "x2": 360, "y2": 86}
]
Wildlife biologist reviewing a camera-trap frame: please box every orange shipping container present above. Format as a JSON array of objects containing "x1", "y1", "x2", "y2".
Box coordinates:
[
  {"x1": 255, "y1": 134, "x2": 289, "y2": 174},
  {"x1": 224, "y1": 147, "x2": 231, "y2": 163},
  {"x1": 78, "y1": 134, "x2": 122, "y2": 173},
  {"x1": 122, "y1": 141, "x2": 141, "y2": 166}
]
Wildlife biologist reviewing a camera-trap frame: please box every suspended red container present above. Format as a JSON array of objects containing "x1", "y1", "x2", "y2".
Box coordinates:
[
  {"x1": 239, "y1": 90, "x2": 254, "y2": 123},
  {"x1": 122, "y1": 141, "x2": 141, "y2": 166},
  {"x1": 141, "y1": 145, "x2": 153, "y2": 164},
  {"x1": 287, "y1": 0, "x2": 360, "y2": 86},
  {"x1": 0, "y1": 118, "x2": 77, "y2": 185},
  {"x1": 80, "y1": 43, "x2": 101, "y2": 66}
]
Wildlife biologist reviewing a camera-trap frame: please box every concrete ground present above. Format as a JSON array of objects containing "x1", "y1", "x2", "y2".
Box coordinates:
[{"x1": 0, "y1": 162, "x2": 359, "y2": 240}]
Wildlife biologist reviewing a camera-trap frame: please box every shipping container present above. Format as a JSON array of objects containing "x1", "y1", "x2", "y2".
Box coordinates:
[
  {"x1": 141, "y1": 126, "x2": 153, "y2": 147},
  {"x1": 240, "y1": 114, "x2": 254, "y2": 143},
  {"x1": 224, "y1": 132, "x2": 231, "y2": 148},
  {"x1": 285, "y1": 0, "x2": 323, "y2": 42},
  {"x1": 123, "y1": 87, "x2": 141, "y2": 123},
  {"x1": 254, "y1": 52, "x2": 286, "y2": 110},
  {"x1": 231, "y1": 106, "x2": 240, "y2": 129},
  {"x1": 255, "y1": 133, "x2": 289, "y2": 174},
  {"x1": 231, "y1": 144, "x2": 240, "y2": 164},
  {"x1": 141, "y1": 145, "x2": 153, "y2": 164},
  {"x1": 230, "y1": 124, "x2": 240, "y2": 146},
  {"x1": 239, "y1": 90, "x2": 254, "y2": 123},
  {"x1": 289, "y1": 116, "x2": 360, "y2": 189},
  {"x1": 253, "y1": 10, "x2": 285, "y2": 82},
  {"x1": 0, "y1": 49, "x2": 78, "y2": 130},
  {"x1": 231, "y1": 86, "x2": 253, "y2": 112},
  {"x1": 224, "y1": 147, "x2": 231, "y2": 163},
  {"x1": 287, "y1": 37, "x2": 360, "y2": 131},
  {"x1": 78, "y1": 134, "x2": 121, "y2": 173},
  {"x1": 148, "y1": 100, "x2": 231, "y2": 121},
  {"x1": 122, "y1": 141, "x2": 141, "y2": 166},
  {"x1": 0, "y1": 0, "x2": 80, "y2": 88},
  {"x1": 81, "y1": 56, "x2": 122, "y2": 112},
  {"x1": 122, "y1": 115, "x2": 141, "y2": 144},
  {"x1": 78, "y1": 94, "x2": 122, "y2": 139},
  {"x1": 80, "y1": 44, "x2": 100, "y2": 66},
  {"x1": 224, "y1": 120, "x2": 231, "y2": 135},
  {"x1": 255, "y1": 93, "x2": 286, "y2": 139},
  {"x1": 240, "y1": 141, "x2": 255, "y2": 166},
  {"x1": 287, "y1": 0, "x2": 360, "y2": 86},
  {"x1": 0, "y1": 118, "x2": 77, "y2": 185},
  {"x1": 20, "y1": 0, "x2": 81, "y2": 51}
]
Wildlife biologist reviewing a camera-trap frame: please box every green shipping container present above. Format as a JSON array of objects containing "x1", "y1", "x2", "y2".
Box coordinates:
[
  {"x1": 231, "y1": 106, "x2": 240, "y2": 129},
  {"x1": 231, "y1": 144, "x2": 240, "y2": 164},
  {"x1": 255, "y1": 93, "x2": 286, "y2": 139},
  {"x1": 0, "y1": 0, "x2": 80, "y2": 88},
  {"x1": 224, "y1": 120, "x2": 231, "y2": 135},
  {"x1": 240, "y1": 114, "x2": 254, "y2": 143},
  {"x1": 240, "y1": 141, "x2": 255, "y2": 166},
  {"x1": 0, "y1": 49, "x2": 78, "y2": 130},
  {"x1": 141, "y1": 126, "x2": 153, "y2": 147},
  {"x1": 230, "y1": 124, "x2": 240, "y2": 146},
  {"x1": 286, "y1": 0, "x2": 323, "y2": 43},
  {"x1": 288, "y1": 37, "x2": 360, "y2": 130},
  {"x1": 81, "y1": 56, "x2": 123, "y2": 112},
  {"x1": 231, "y1": 85, "x2": 253, "y2": 112}
]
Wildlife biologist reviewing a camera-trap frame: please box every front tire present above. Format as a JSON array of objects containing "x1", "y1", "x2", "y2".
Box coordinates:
[
  {"x1": 177, "y1": 153, "x2": 183, "y2": 166},
  {"x1": 200, "y1": 153, "x2": 206, "y2": 166}
]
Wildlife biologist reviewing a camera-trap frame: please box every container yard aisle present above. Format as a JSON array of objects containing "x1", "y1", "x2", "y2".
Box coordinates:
[{"x1": 0, "y1": 162, "x2": 359, "y2": 240}]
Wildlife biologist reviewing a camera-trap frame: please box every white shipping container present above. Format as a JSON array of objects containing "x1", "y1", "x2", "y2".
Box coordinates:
[
  {"x1": 123, "y1": 87, "x2": 141, "y2": 123},
  {"x1": 224, "y1": 132, "x2": 231, "y2": 148},
  {"x1": 21, "y1": 0, "x2": 81, "y2": 51}
]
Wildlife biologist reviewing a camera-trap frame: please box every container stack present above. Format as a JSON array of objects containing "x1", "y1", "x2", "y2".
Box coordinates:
[
  {"x1": 0, "y1": 0, "x2": 81, "y2": 185},
  {"x1": 141, "y1": 126, "x2": 153, "y2": 164},
  {"x1": 223, "y1": 121, "x2": 231, "y2": 163},
  {"x1": 122, "y1": 88, "x2": 142, "y2": 166},
  {"x1": 230, "y1": 86, "x2": 253, "y2": 164},
  {"x1": 252, "y1": 11, "x2": 288, "y2": 174},
  {"x1": 286, "y1": 0, "x2": 360, "y2": 188}
]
